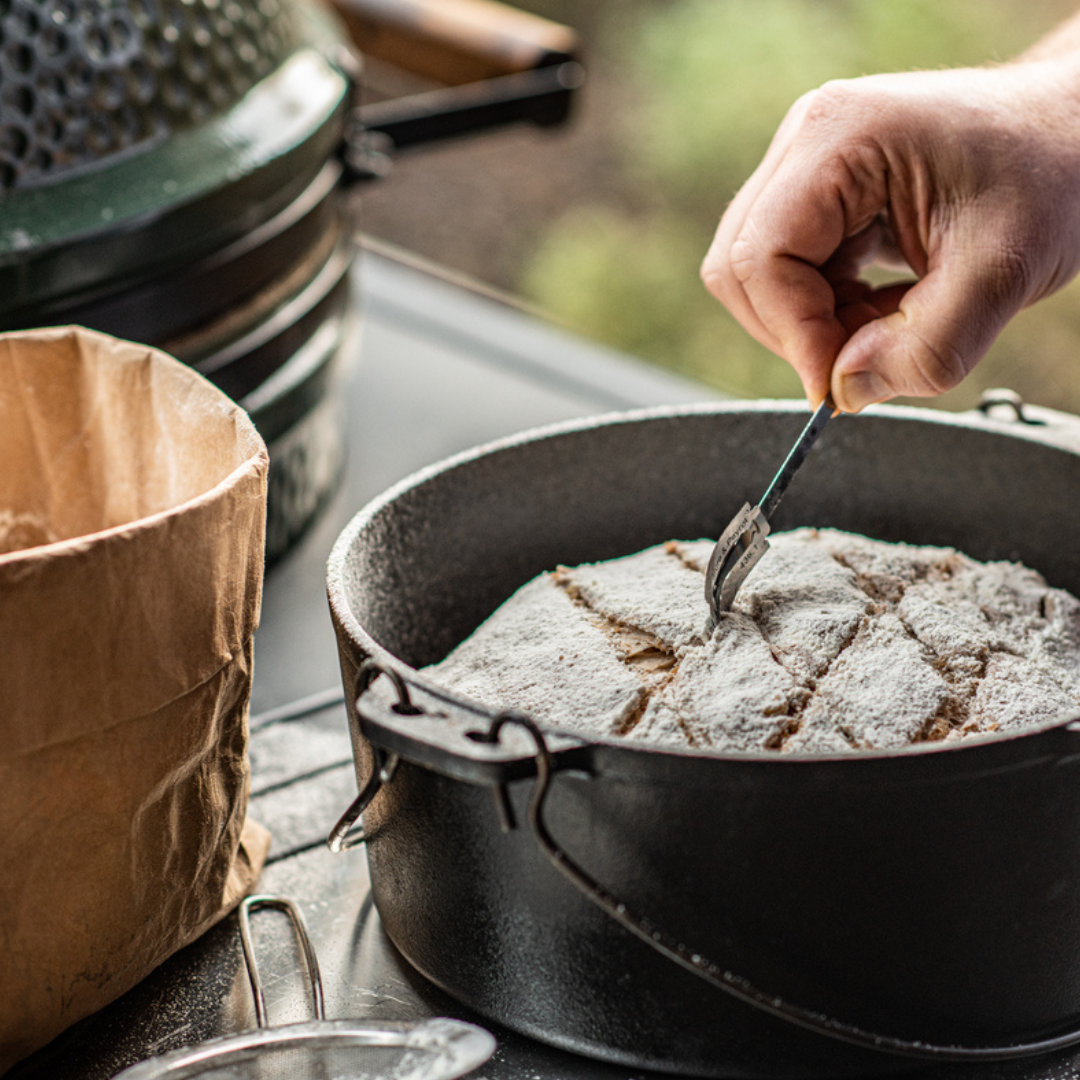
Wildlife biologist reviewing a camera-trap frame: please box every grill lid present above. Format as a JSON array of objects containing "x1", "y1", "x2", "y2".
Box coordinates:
[
  {"x1": 0, "y1": 0, "x2": 302, "y2": 193},
  {"x1": 0, "y1": 0, "x2": 354, "y2": 325}
]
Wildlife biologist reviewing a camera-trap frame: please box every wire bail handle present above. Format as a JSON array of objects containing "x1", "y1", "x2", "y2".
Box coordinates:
[
  {"x1": 326, "y1": 660, "x2": 414, "y2": 853},
  {"x1": 485, "y1": 713, "x2": 1080, "y2": 1066},
  {"x1": 238, "y1": 896, "x2": 325, "y2": 1028}
]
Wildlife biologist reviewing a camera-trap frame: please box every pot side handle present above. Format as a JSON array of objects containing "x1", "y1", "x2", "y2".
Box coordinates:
[
  {"x1": 349, "y1": 660, "x2": 592, "y2": 786},
  {"x1": 326, "y1": 660, "x2": 590, "y2": 851}
]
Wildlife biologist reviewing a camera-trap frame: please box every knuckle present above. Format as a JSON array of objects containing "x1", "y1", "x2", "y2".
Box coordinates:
[
  {"x1": 908, "y1": 330, "x2": 968, "y2": 395},
  {"x1": 801, "y1": 79, "x2": 861, "y2": 131},
  {"x1": 701, "y1": 236, "x2": 757, "y2": 301},
  {"x1": 987, "y1": 239, "x2": 1036, "y2": 308},
  {"x1": 727, "y1": 238, "x2": 758, "y2": 285},
  {"x1": 700, "y1": 257, "x2": 732, "y2": 299},
  {"x1": 793, "y1": 81, "x2": 888, "y2": 228},
  {"x1": 803, "y1": 80, "x2": 848, "y2": 119},
  {"x1": 824, "y1": 152, "x2": 885, "y2": 229}
]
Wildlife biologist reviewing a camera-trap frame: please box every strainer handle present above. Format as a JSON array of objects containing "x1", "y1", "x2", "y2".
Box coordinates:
[{"x1": 238, "y1": 896, "x2": 326, "y2": 1027}]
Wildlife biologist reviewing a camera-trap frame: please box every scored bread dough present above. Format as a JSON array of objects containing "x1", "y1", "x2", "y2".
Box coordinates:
[{"x1": 425, "y1": 529, "x2": 1080, "y2": 753}]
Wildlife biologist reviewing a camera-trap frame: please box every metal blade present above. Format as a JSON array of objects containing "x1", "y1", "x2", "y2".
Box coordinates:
[
  {"x1": 705, "y1": 397, "x2": 836, "y2": 620},
  {"x1": 704, "y1": 502, "x2": 770, "y2": 619}
]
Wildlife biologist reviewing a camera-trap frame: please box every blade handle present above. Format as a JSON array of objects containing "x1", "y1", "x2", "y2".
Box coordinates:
[{"x1": 759, "y1": 395, "x2": 835, "y2": 522}]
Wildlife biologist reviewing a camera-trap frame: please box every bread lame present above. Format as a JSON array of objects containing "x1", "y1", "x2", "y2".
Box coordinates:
[{"x1": 705, "y1": 396, "x2": 836, "y2": 621}]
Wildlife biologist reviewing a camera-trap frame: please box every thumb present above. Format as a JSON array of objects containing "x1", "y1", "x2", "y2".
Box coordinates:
[{"x1": 830, "y1": 247, "x2": 1025, "y2": 412}]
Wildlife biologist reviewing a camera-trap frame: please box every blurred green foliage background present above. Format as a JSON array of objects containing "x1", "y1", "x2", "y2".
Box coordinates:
[{"x1": 517, "y1": 0, "x2": 1080, "y2": 411}]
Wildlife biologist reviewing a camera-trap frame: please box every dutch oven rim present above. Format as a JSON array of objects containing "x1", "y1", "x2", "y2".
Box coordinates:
[{"x1": 327, "y1": 398, "x2": 1080, "y2": 768}]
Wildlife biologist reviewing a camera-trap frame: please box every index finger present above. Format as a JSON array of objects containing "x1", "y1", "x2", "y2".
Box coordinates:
[
  {"x1": 705, "y1": 94, "x2": 894, "y2": 404},
  {"x1": 702, "y1": 93, "x2": 816, "y2": 356}
]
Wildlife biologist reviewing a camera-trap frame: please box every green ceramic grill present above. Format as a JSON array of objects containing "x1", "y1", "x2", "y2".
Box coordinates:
[{"x1": 0, "y1": 0, "x2": 581, "y2": 561}]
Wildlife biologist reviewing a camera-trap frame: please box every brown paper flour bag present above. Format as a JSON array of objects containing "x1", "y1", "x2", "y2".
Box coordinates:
[{"x1": 0, "y1": 327, "x2": 271, "y2": 1073}]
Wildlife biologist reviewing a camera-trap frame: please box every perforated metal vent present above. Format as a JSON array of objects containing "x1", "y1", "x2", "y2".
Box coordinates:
[{"x1": 0, "y1": 0, "x2": 301, "y2": 190}]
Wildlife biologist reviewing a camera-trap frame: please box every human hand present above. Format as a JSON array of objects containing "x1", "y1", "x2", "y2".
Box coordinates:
[{"x1": 700, "y1": 60, "x2": 1080, "y2": 412}]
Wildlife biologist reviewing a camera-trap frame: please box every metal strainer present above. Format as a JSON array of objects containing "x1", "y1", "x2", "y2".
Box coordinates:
[{"x1": 112, "y1": 896, "x2": 496, "y2": 1080}]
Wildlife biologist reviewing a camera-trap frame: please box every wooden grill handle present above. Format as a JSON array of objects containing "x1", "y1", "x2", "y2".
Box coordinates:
[{"x1": 326, "y1": 0, "x2": 580, "y2": 86}]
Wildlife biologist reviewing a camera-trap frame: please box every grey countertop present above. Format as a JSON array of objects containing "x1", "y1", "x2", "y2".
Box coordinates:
[
  {"x1": 10, "y1": 247, "x2": 718, "y2": 1080},
  {"x1": 251, "y1": 243, "x2": 718, "y2": 716},
  {"x1": 13, "y1": 248, "x2": 1080, "y2": 1080}
]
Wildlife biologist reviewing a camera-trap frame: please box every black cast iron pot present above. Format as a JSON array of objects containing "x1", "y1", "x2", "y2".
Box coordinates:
[{"x1": 326, "y1": 399, "x2": 1080, "y2": 1079}]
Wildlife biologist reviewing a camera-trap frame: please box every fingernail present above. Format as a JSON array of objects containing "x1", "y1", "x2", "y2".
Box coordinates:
[{"x1": 839, "y1": 371, "x2": 890, "y2": 413}]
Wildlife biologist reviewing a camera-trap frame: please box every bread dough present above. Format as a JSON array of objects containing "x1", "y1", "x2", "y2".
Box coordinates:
[{"x1": 425, "y1": 530, "x2": 1080, "y2": 753}]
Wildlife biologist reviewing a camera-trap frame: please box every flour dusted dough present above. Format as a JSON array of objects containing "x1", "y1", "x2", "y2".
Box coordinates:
[{"x1": 426, "y1": 530, "x2": 1080, "y2": 753}]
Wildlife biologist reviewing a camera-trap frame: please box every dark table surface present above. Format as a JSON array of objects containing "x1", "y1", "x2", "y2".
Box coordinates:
[
  {"x1": 10, "y1": 245, "x2": 721, "y2": 1080},
  {"x1": 14, "y1": 247, "x2": 1080, "y2": 1080}
]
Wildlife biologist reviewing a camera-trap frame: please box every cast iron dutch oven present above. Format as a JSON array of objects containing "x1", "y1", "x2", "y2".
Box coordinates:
[{"x1": 326, "y1": 399, "x2": 1080, "y2": 1079}]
